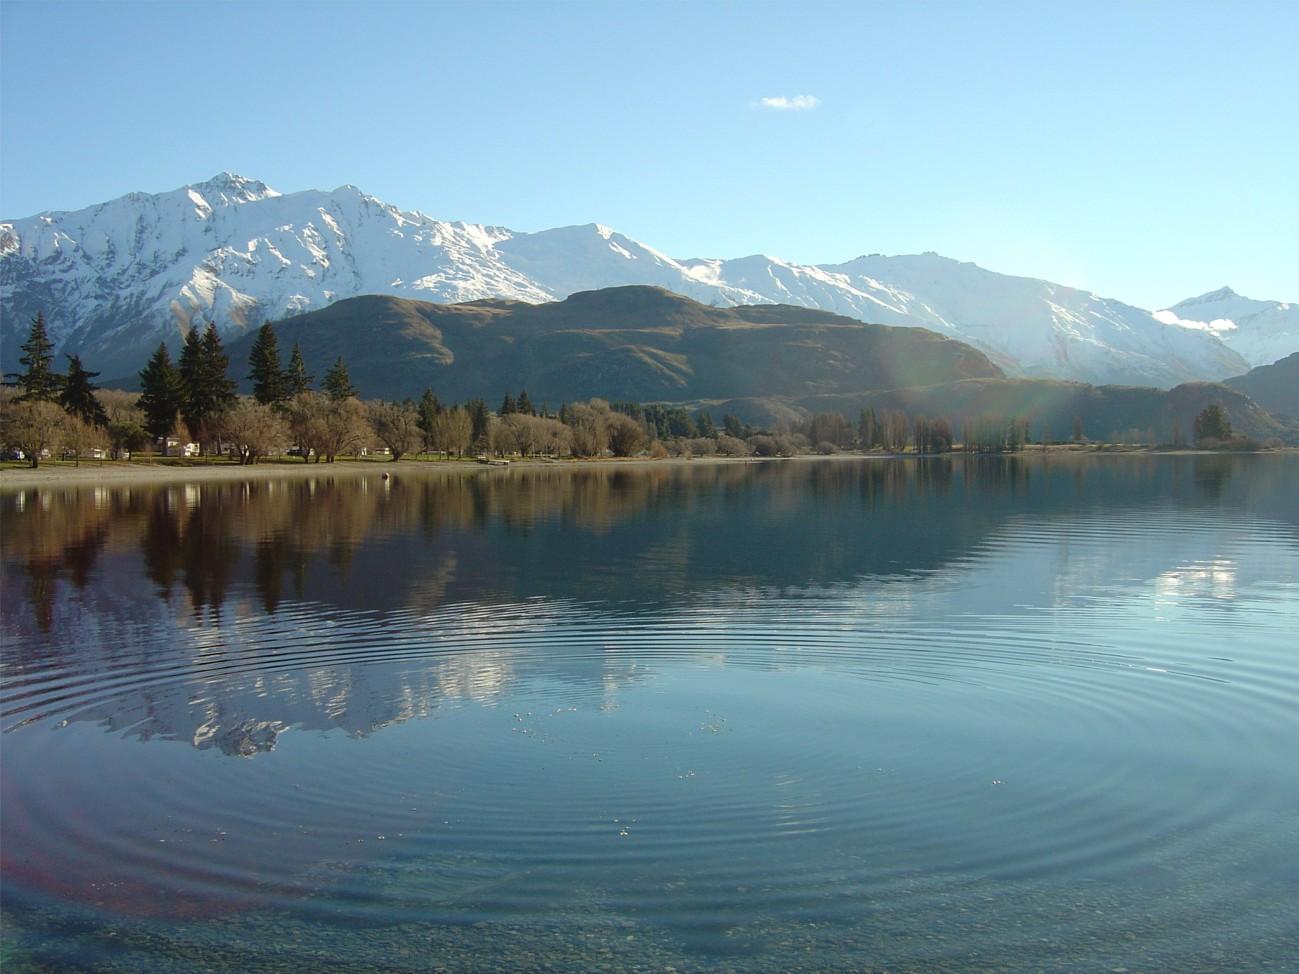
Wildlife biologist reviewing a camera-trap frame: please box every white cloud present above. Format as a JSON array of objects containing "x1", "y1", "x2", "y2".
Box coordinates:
[
  {"x1": 756, "y1": 95, "x2": 820, "y2": 111},
  {"x1": 1152, "y1": 309, "x2": 1238, "y2": 334}
]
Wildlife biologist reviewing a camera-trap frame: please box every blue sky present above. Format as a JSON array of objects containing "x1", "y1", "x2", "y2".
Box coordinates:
[{"x1": 2, "y1": 0, "x2": 1295, "y2": 308}]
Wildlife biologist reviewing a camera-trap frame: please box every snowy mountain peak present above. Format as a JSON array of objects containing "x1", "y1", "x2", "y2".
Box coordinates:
[
  {"x1": 1181, "y1": 285, "x2": 1239, "y2": 305},
  {"x1": 185, "y1": 172, "x2": 280, "y2": 208},
  {"x1": 1157, "y1": 287, "x2": 1299, "y2": 368}
]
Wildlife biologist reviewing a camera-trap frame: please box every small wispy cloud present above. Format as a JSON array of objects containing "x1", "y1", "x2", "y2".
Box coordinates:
[
  {"x1": 1152, "y1": 309, "x2": 1238, "y2": 334},
  {"x1": 756, "y1": 94, "x2": 820, "y2": 111}
]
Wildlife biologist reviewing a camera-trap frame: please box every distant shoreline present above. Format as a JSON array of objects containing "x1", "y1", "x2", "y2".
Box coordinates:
[{"x1": 1, "y1": 446, "x2": 1290, "y2": 491}]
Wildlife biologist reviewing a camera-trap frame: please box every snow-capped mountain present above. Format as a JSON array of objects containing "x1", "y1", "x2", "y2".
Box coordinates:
[
  {"x1": 1154, "y1": 287, "x2": 1298, "y2": 370},
  {"x1": 1, "y1": 173, "x2": 1267, "y2": 386}
]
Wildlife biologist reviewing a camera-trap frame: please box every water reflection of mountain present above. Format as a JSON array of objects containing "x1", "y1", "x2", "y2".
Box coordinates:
[{"x1": 2, "y1": 456, "x2": 1295, "y2": 754}]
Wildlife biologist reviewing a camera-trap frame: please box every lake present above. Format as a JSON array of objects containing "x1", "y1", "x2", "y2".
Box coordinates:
[{"x1": 2, "y1": 456, "x2": 1296, "y2": 972}]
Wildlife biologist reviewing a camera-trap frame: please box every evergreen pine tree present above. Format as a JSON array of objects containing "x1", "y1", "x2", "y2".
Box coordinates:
[
  {"x1": 60, "y1": 354, "x2": 109, "y2": 427},
  {"x1": 323, "y1": 356, "x2": 358, "y2": 400},
  {"x1": 467, "y1": 398, "x2": 489, "y2": 444},
  {"x1": 201, "y1": 322, "x2": 237, "y2": 413},
  {"x1": 6, "y1": 312, "x2": 63, "y2": 401},
  {"x1": 1194, "y1": 404, "x2": 1232, "y2": 442},
  {"x1": 858, "y1": 408, "x2": 878, "y2": 449},
  {"x1": 517, "y1": 390, "x2": 534, "y2": 416},
  {"x1": 178, "y1": 323, "x2": 236, "y2": 437},
  {"x1": 284, "y1": 343, "x2": 312, "y2": 396},
  {"x1": 248, "y1": 321, "x2": 287, "y2": 404},
  {"x1": 138, "y1": 342, "x2": 184, "y2": 440},
  {"x1": 177, "y1": 327, "x2": 205, "y2": 433},
  {"x1": 417, "y1": 389, "x2": 442, "y2": 453},
  {"x1": 500, "y1": 393, "x2": 517, "y2": 415}
]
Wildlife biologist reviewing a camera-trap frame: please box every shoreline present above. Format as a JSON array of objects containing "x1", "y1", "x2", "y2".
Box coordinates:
[
  {"x1": 0, "y1": 446, "x2": 1288, "y2": 490},
  {"x1": 0, "y1": 455, "x2": 766, "y2": 490}
]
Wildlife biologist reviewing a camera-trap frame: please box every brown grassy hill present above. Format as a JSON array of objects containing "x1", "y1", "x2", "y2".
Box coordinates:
[
  {"x1": 225, "y1": 286, "x2": 1002, "y2": 403},
  {"x1": 1224, "y1": 352, "x2": 1299, "y2": 420}
]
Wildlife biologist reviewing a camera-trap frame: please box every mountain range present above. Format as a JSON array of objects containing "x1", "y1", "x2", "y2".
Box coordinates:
[{"x1": 4, "y1": 173, "x2": 1293, "y2": 386}]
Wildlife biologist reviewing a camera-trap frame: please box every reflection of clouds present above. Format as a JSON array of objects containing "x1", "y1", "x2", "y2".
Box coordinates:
[
  {"x1": 434, "y1": 653, "x2": 513, "y2": 706},
  {"x1": 1155, "y1": 559, "x2": 1238, "y2": 602},
  {"x1": 678, "y1": 510, "x2": 1278, "y2": 645}
]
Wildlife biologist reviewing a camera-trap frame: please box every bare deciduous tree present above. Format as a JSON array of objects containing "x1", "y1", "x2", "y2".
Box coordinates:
[
  {"x1": 222, "y1": 399, "x2": 290, "y2": 465},
  {"x1": 567, "y1": 403, "x2": 609, "y2": 457},
  {"x1": 537, "y1": 417, "x2": 573, "y2": 457},
  {"x1": 715, "y1": 434, "x2": 752, "y2": 457},
  {"x1": 63, "y1": 416, "x2": 107, "y2": 466},
  {"x1": 369, "y1": 401, "x2": 422, "y2": 461},
  {"x1": 319, "y1": 397, "x2": 371, "y2": 463},
  {"x1": 283, "y1": 392, "x2": 371, "y2": 462},
  {"x1": 432, "y1": 407, "x2": 474, "y2": 458},
  {"x1": 501, "y1": 413, "x2": 538, "y2": 457},
  {"x1": 0, "y1": 398, "x2": 70, "y2": 468},
  {"x1": 606, "y1": 412, "x2": 646, "y2": 457},
  {"x1": 283, "y1": 392, "x2": 328, "y2": 462}
]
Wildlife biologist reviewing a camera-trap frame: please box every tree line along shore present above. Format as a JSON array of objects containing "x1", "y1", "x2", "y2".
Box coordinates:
[{"x1": 2, "y1": 314, "x2": 1276, "y2": 472}]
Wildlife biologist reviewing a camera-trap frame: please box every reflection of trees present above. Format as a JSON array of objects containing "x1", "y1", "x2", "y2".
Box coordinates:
[
  {"x1": 961, "y1": 455, "x2": 1030, "y2": 494},
  {"x1": 179, "y1": 497, "x2": 240, "y2": 618},
  {"x1": 0, "y1": 490, "x2": 115, "y2": 631},
  {"x1": 1193, "y1": 456, "x2": 1234, "y2": 500},
  {"x1": 138, "y1": 488, "x2": 242, "y2": 617},
  {"x1": 142, "y1": 495, "x2": 183, "y2": 598}
]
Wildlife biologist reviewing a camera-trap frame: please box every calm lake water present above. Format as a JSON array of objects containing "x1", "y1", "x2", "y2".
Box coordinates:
[{"x1": 2, "y1": 456, "x2": 1297, "y2": 973}]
